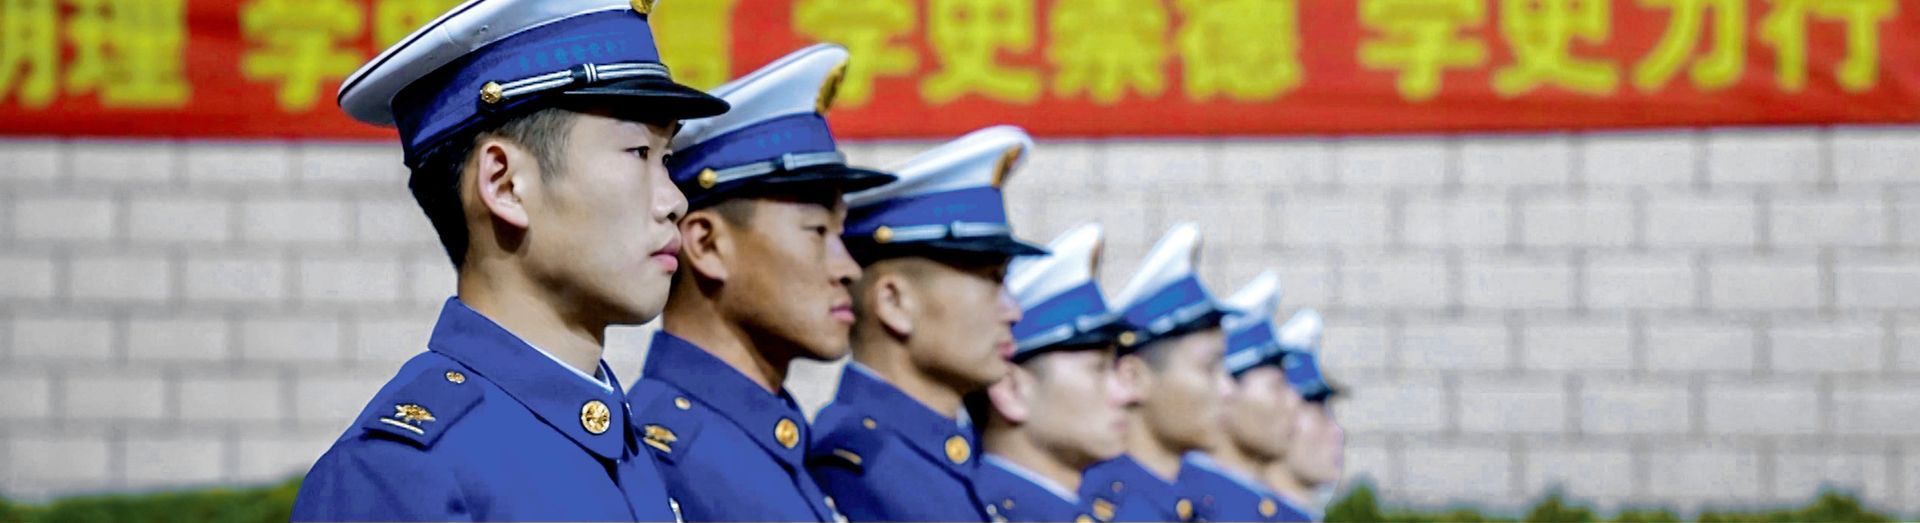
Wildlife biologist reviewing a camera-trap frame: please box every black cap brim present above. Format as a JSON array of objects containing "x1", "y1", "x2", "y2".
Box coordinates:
[
  {"x1": 848, "y1": 235, "x2": 1049, "y2": 266},
  {"x1": 687, "y1": 164, "x2": 897, "y2": 209},
  {"x1": 562, "y1": 75, "x2": 730, "y2": 122}
]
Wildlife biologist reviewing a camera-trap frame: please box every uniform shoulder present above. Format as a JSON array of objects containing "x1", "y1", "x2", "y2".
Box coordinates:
[
  {"x1": 628, "y1": 379, "x2": 707, "y2": 461},
  {"x1": 350, "y1": 352, "x2": 486, "y2": 449},
  {"x1": 805, "y1": 402, "x2": 882, "y2": 473}
]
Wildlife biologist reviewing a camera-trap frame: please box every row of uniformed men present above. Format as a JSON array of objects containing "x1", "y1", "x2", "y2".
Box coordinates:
[{"x1": 289, "y1": 0, "x2": 1344, "y2": 521}]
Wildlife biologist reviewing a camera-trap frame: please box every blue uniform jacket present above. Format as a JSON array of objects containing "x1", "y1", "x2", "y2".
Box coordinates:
[
  {"x1": 1181, "y1": 453, "x2": 1312, "y2": 522},
  {"x1": 628, "y1": 331, "x2": 838, "y2": 522},
  {"x1": 292, "y1": 298, "x2": 677, "y2": 522},
  {"x1": 1081, "y1": 455, "x2": 1196, "y2": 522},
  {"x1": 808, "y1": 364, "x2": 991, "y2": 522},
  {"x1": 975, "y1": 454, "x2": 1114, "y2": 523}
]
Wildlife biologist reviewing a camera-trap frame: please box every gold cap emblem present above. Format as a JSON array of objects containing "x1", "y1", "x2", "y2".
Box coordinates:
[
  {"x1": 697, "y1": 168, "x2": 718, "y2": 189},
  {"x1": 444, "y1": 371, "x2": 466, "y2": 384},
  {"x1": 1176, "y1": 499, "x2": 1193, "y2": 521},
  {"x1": 818, "y1": 61, "x2": 848, "y2": 114},
  {"x1": 775, "y1": 418, "x2": 800, "y2": 449},
  {"x1": 945, "y1": 435, "x2": 971, "y2": 464},
  {"x1": 1259, "y1": 499, "x2": 1277, "y2": 518},
  {"x1": 580, "y1": 400, "x2": 612, "y2": 435},
  {"x1": 480, "y1": 81, "x2": 504, "y2": 104},
  {"x1": 991, "y1": 145, "x2": 1022, "y2": 188},
  {"x1": 631, "y1": 0, "x2": 654, "y2": 15},
  {"x1": 873, "y1": 226, "x2": 894, "y2": 244}
]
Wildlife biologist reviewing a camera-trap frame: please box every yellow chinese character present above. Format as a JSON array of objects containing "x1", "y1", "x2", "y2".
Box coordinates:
[
  {"x1": 655, "y1": 0, "x2": 738, "y2": 90},
  {"x1": 1048, "y1": 0, "x2": 1170, "y2": 105},
  {"x1": 921, "y1": 0, "x2": 1042, "y2": 105},
  {"x1": 1175, "y1": 0, "x2": 1303, "y2": 102},
  {"x1": 1759, "y1": 0, "x2": 1897, "y2": 92},
  {"x1": 795, "y1": 0, "x2": 918, "y2": 107},
  {"x1": 1633, "y1": 0, "x2": 1745, "y2": 92},
  {"x1": 1358, "y1": 0, "x2": 1487, "y2": 102},
  {"x1": 65, "y1": 0, "x2": 192, "y2": 108},
  {"x1": 375, "y1": 0, "x2": 460, "y2": 48},
  {"x1": 240, "y1": 0, "x2": 365, "y2": 112},
  {"x1": 1493, "y1": 0, "x2": 1616, "y2": 97},
  {"x1": 0, "y1": 0, "x2": 59, "y2": 108}
]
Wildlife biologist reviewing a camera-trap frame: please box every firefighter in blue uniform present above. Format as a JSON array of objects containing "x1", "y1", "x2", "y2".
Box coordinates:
[
  {"x1": 624, "y1": 43, "x2": 892, "y2": 522},
  {"x1": 969, "y1": 223, "x2": 1140, "y2": 523},
  {"x1": 1265, "y1": 310, "x2": 1344, "y2": 521},
  {"x1": 1080, "y1": 224, "x2": 1236, "y2": 523},
  {"x1": 293, "y1": 0, "x2": 728, "y2": 520},
  {"x1": 1181, "y1": 272, "x2": 1314, "y2": 522},
  {"x1": 807, "y1": 126, "x2": 1049, "y2": 522}
]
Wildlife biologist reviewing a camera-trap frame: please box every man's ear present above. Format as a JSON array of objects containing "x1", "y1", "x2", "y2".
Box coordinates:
[
  {"x1": 471, "y1": 137, "x2": 534, "y2": 229},
  {"x1": 1115, "y1": 354, "x2": 1152, "y2": 399},
  {"x1": 985, "y1": 365, "x2": 1033, "y2": 424},
  {"x1": 678, "y1": 209, "x2": 732, "y2": 283},
  {"x1": 869, "y1": 269, "x2": 917, "y2": 339}
]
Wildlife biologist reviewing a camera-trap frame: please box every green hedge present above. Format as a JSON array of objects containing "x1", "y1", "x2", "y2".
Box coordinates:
[
  {"x1": 0, "y1": 478, "x2": 298, "y2": 523},
  {"x1": 0, "y1": 478, "x2": 1901, "y2": 523},
  {"x1": 1326, "y1": 481, "x2": 1898, "y2": 523}
]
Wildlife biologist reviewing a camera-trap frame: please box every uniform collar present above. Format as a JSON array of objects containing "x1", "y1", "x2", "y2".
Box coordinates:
[
  {"x1": 426, "y1": 297, "x2": 631, "y2": 461},
  {"x1": 984, "y1": 454, "x2": 1080, "y2": 503},
  {"x1": 836, "y1": 363, "x2": 979, "y2": 475},
  {"x1": 1182, "y1": 452, "x2": 1279, "y2": 497},
  {"x1": 1087, "y1": 455, "x2": 1185, "y2": 520},
  {"x1": 643, "y1": 331, "x2": 810, "y2": 468}
]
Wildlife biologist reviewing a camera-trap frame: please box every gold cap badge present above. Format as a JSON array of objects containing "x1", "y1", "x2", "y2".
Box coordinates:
[
  {"x1": 818, "y1": 61, "x2": 848, "y2": 114},
  {"x1": 631, "y1": 0, "x2": 654, "y2": 15},
  {"x1": 580, "y1": 400, "x2": 612, "y2": 435}
]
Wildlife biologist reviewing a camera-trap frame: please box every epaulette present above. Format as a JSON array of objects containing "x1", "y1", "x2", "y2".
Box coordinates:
[
  {"x1": 806, "y1": 405, "x2": 884, "y2": 474},
  {"x1": 358, "y1": 362, "x2": 485, "y2": 448},
  {"x1": 629, "y1": 380, "x2": 706, "y2": 462}
]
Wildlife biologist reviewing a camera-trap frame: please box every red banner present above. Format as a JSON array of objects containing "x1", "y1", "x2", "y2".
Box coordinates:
[{"x1": 0, "y1": 0, "x2": 1916, "y2": 139}]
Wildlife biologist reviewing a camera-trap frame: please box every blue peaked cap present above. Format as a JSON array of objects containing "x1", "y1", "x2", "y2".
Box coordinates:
[{"x1": 338, "y1": 0, "x2": 727, "y2": 168}]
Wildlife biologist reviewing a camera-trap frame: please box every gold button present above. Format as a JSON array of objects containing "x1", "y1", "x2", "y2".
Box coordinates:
[
  {"x1": 1117, "y1": 331, "x2": 1137, "y2": 347},
  {"x1": 775, "y1": 418, "x2": 800, "y2": 449},
  {"x1": 873, "y1": 226, "x2": 894, "y2": 243},
  {"x1": 580, "y1": 400, "x2": 612, "y2": 435},
  {"x1": 1259, "y1": 499, "x2": 1277, "y2": 518},
  {"x1": 1176, "y1": 499, "x2": 1193, "y2": 521},
  {"x1": 1001, "y1": 499, "x2": 1014, "y2": 510},
  {"x1": 479, "y1": 81, "x2": 504, "y2": 104},
  {"x1": 1092, "y1": 499, "x2": 1116, "y2": 521},
  {"x1": 1111, "y1": 481, "x2": 1124, "y2": 493},
  {"x1": 674, "y1": 397, "x2": 691, "y2": 410},
  {"x1": 945, "y1": 435, "x2": 970, "y2": 464},
  {"x1": 1075, "y1": 516, "x2": 1094, "y2": 523},
  {"x1": 444, "y1": 371, "x2": 466, "y2": 384},
  {"x1": 697, "y1": 168, "x2": 718, "y2": 189},
  {"x1": 862, "y1": 417, "x2": 877, "y2": 430}
]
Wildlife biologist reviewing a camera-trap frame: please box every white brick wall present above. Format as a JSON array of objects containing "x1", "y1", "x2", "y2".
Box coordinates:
[{"x1": 2, "y1": 128, "x2": 1918, "y2": 514}]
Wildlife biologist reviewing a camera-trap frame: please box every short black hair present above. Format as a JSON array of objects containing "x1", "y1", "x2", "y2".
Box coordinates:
[{"x1": 409, "y1": 107, "x2": 577, "y2": 268}]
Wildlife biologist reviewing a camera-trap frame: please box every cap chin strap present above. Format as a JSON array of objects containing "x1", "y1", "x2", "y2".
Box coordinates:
[
  {"x1": 489, "y1": 62, "x2": 671, "y2": 104},
  {"x1": 706, "y1": 151, "x2": 849, "y2": 186}
]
